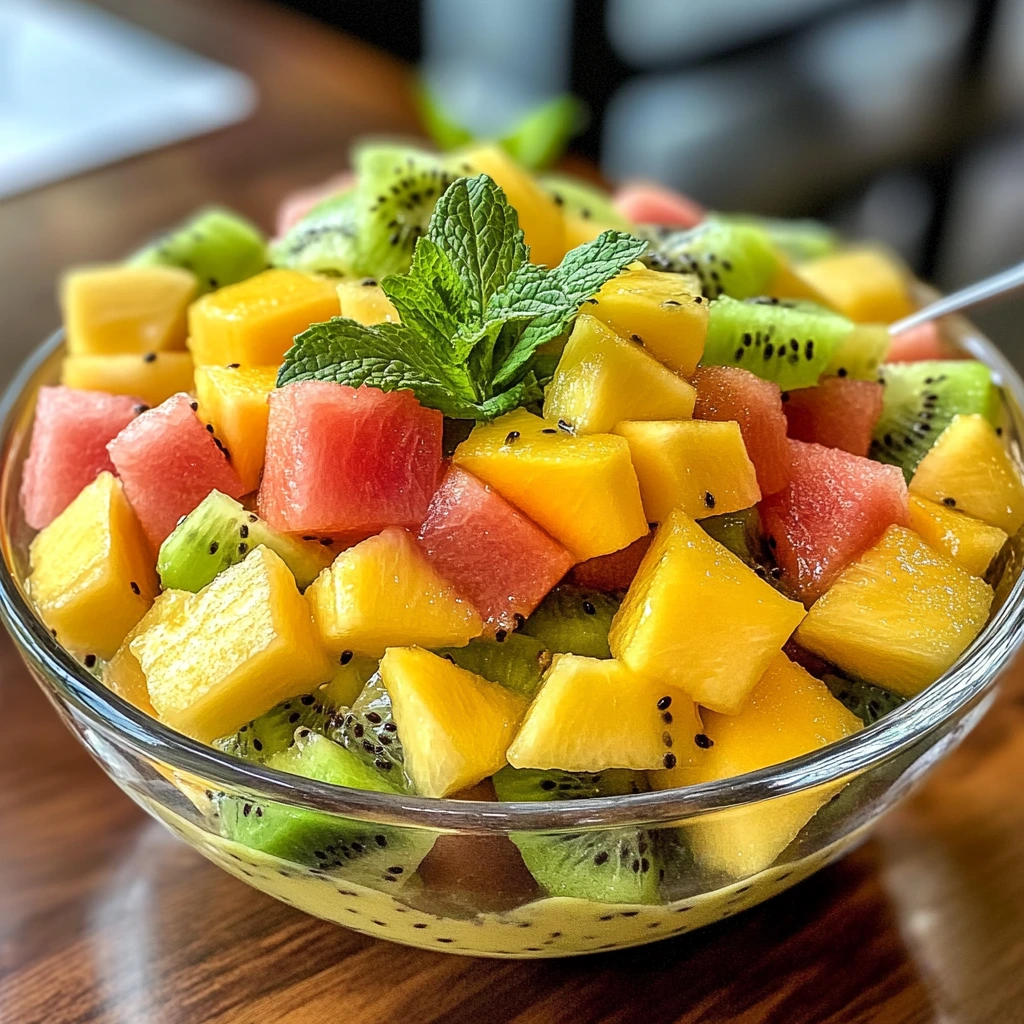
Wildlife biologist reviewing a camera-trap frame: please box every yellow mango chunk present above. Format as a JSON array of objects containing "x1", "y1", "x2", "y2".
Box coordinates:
[
  {"x1": 797, "y1": 525, "x2": 993, "y2": 696},
  {"x1": 453, "y1": 408, "x2": 647, "y2": 560},
  {"x1": 62, "y1": 265, "x2": 196, "y2": 355},
  {"x1": 28, "y1": 472, "x2": 157, "y2": 659},
  {"x1": 336, "y1": 279, "x2": 399, "y2": 324},
  {"x1": 609, "y1": 509, "x2": 806, "y2": 713},
  {"x1": 613, "y1": 419, "x2": 760, "y2": 523},
  {"x1": 542, "y1": 315, "x2": 695, "y2": 434},
  {"x1": 188, "y1": 268, "x2": 340, "y2": 367},
  {"x1": 507, "y1": 655, "x2": 700, "y2": 772},
  {"x1": 910, "y1": 414, "x2": 1024, "y2": 535},
  {"x1": 306, "y1": 527, "x2": 482, "y2": 658},
  {"x1": 796, "y1": 248, "x2": 914, "y2": 323},
  {"x1": 908, "y1": 494, "x2": 1007, "y2": 577},
  {"x1": 380, "y1": 646, "x2": 528, "y2": 797},
  {"x1": 651, "y1": 653, "x2": 862, "y2": 877},
  {"x1": 133, "y1": 545, "x2": 332, "y2": 742},
  {"x1": 460, "y1": 145, "x2": 566, "y2": 268},
  {"x1": 590, "y1": 265, "x2": 708, "y2": 375},
  {"x1": 194, "y1": 364, "x2": 277, "y2": 492},
  {"x1": 62, "y1": 352, "x2": 195, "y2": 408}
]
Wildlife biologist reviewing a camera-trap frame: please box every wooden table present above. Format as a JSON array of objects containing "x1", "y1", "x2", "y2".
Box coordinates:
[{"x1": 3, "y1": 3, "x2": 1024, "y2": 1021}]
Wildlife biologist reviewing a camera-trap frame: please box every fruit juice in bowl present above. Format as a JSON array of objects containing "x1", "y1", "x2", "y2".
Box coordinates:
[{"x1": 2, "y1": 141, "x2": 1024, "y2": 957}]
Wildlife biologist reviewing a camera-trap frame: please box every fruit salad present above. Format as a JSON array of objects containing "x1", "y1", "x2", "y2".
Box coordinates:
[{"x1": 19, "y1": 140, "x2": 1024, "y2": 912}]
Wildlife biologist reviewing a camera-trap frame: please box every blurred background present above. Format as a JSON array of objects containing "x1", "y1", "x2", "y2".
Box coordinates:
[{"x1": 2, "y1": 0, "x2": 1023, "y2": 368}]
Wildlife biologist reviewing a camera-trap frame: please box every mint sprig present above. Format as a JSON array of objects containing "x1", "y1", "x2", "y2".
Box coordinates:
[{"x1": 278, "y1": 174, "x2": 645, "y2": 419}]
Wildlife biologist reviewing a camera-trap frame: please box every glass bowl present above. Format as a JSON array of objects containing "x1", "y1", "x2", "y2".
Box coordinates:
[{"x1": 3, "y1": 319, "x2": 1024, "y2": 959}]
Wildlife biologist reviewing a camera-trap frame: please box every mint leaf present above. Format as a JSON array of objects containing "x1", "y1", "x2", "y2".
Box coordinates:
[
  {"x1": 488, "y1": 229, "x2": 646, "y2": 388},
  {"x1": 428, "y1": 174, "x2": 528, "y2": 322}
]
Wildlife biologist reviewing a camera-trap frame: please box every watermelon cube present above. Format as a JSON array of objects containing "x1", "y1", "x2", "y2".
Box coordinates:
[
  {"x1": 612, "y1": 182, "x2": 704, "y2": 229},
  {"x1": 417, "y1": 465, "x2": 574, "y2": 632},
  {"x1": 783, "y1": 377, "x2": 885, "y2": 457},
  {"x1": 759, "y1": 439, "x2": 909, "y2": 603},
  {"x1": 569, "y1": 533, "x2": 652, "y2": 593},
  {"x1": 21, "y1": 386, "x2": 142, "y2": 530},
  {"x1": 107, "y1": 393, "x2": 246, "y2": 549},
  {"x1": 691, "y1": 366, "x2": 791, "y2": 495},
  {"x1": 258, "y1": 381, "x2": 443, "y2": 537}
]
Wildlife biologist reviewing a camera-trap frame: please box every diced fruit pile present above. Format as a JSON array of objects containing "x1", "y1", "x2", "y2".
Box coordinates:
[{"x1": 23, "y1": 141, "x2": 1022, "y2": 903}]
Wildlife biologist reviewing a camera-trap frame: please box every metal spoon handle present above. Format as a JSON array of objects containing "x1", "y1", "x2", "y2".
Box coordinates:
[{"x1": 890, "y1": 259, "x2": 1024, "y2": 335}]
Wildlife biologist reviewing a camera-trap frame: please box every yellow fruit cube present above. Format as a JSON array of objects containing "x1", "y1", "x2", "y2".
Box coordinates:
[
  {"x1": 62, "y1": 265, "x2": 196, "y2": 355},
  {"x1": 453, "y1": 408, "x2": 647, "y2": 560},
  {"x1": 609, "y1": 509, "x2": 806, "y2": 713},
  {"x1": 306, "y1": 527, "x2": 482, "y2": 658},
  {"x1": 908, "y1": 494, "x2": 1007, "y2": 577},
  {"x1": 651, "y1": 653, "x2": 862, "y2": 877},
  {"x1": 194, "y1": 364, "x2": 277, "y2": 492},
  {"x1": 336, "y1": 279, "x2": 399, "y2": 324},
  {"x1": 132, "y1": 545, "x2": 332, "y2": 742},
  {"x1": 188, "y1": 268, "x2": 340, "y2": 367},
  {"x1": 542, "y1": 315, "x2": 695, "y2": 434},
  {"x1": 796, "y1": 248, "x2": 914, "y2": 323},
  {"x1": 614, "y1": 419, "x2": 760, "y2": 522},
  {"x1": 460, "y1": 145, "x2": 566, "y2": 267},
  {"x1": 910, "y1": 414, "x2": 1024, "y2": 535},
  {"x1": 507, "y1": 655, "x2": 700, "y2": 772},
  {"x1": 590, "y1": 265, "x2": 708, "y2": 375},
  {"x1": 28, "y1": 472, "x2": 157, "y2": 659},
  {"x1": 62, "y1": 352, "x2": 195, "y2": 408},
  {"x1": 797, "y1": 526, "x2": 993, "y2": 696},
  {"x1": 380, "y1": 646, "x2": 528, "y2": 797}
]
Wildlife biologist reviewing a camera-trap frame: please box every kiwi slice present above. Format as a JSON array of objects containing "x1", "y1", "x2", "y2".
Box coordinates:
[
  {"x1": 214, "y1": 691, "x2": 337, "y2": 762},
  {"x1": 219, "y1": 731, "x2": 434, "y2": 889},
  {"x1": 519, "y1": 585, "x2": 620, "y2": 659},
  {"x1": 721, "y1": 214, "x2": 839, "y2": 264},
  {"x1": 823, "y1": 322, "x2": 890, "y2": 381},
  {"x1": 538, "y1": 174, "x2": 633, "y2": 232},
  {"x1": 435, "y1": 634, "x2": 552, "y2": 698},
  {"x1": 700, "y1": 509, "x2": 787, "y2": 591},
  {"x1": 131, "y1": 206, "x2": 267, "y2": 294},
  {"x1": 823, "y1": 673, "x2": 905, "y2": 726},
  {"x1": 492, "y1": 765, "x2": 647, "y2": 801},
  {"x1": 870, "y1": 361, "x2": 995, "y2": 480},
  {"x1": 332, "y1": 673, "x2": 413, "y2": 791},
  {"x1": 639, "y1": 217, "x2": 779, "y2": 299},
  {"x1": 157, "y1": 491, "x2": 333, "y2": 592},
  {"x1": 270, "y1": 189, "x2": 361, "y2": 277}
]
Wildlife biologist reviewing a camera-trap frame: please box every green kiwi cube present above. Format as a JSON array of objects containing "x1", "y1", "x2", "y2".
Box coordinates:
[
  {"x1": 331, "y1": 673, "x2": 412, "y2": 791},
  {"x1": 822, "y1": 674, "x2": 905, "y2": 726},
  {"x1": 519, "y1": 585, "x2": 620, "y2": 659},
  {"x1": 270, "y1": 189, "x2": 361, "y2": 277},
  {"x1": 721, "y1": 214, "x2": 839, "y2": 263},
  {"x1": 539, "y1": 173, "x2": 633, "y2": 231},
  {"x1": 435, "y1": 634, "x2": 552, "y2": 698}
]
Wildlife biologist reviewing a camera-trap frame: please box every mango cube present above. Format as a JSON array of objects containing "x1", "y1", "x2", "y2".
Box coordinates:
[
  {"x1": 796, "y1": 248, "x2": 914, "y2": 323},
  {"x1": 908, "y1": 494, "x2": 1007, "y2": 577},
  {"x1": 336, "y1": 279, "x2": 399, "y2": 324},
  {"x1": 62, "y1": 352, "x2": 195, "y2": 408}
]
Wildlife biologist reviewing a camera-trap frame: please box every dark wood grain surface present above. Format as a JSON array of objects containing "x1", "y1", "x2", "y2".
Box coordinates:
[{"x1": 4, "y1": 3, "x2": 1024, "y2": 1022}]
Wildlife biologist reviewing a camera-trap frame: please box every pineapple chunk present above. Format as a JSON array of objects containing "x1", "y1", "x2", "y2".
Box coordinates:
[
  {"x1": 380, "y1": 646, "x2": 528, "y2": 797},
  {"x1": 542, "y1": 315, "x2": 696, "y2": 434},
  {"x1": 609, "y1": 508, "x2": 806, "y2": 713},
  {"x1": 132, "y1": 545, "x2": 332, "y2": 742},
  {"x1": 651, "y1": 653, "x2": 862, "y2": 877},
  {"x1": 336, "y1": 279, "x2": 399, "y2": 324},
  {"x1": 910, "y1": 414, "x2": 1024, "y2": 534},
  {"x1": 613, "y1": 419, "x2": 760, "y2": 522},
  {"x1": 795, "y1": 248, "x2": 914, "y2": 323},
  {"x1": 590, "y1": 265, "x2": 708, "y2": 375},
  {"x1": 194, "y1": 365, "x2": 277, "y2": 492},
  {"x1": 306, "y1": 527, "x2": 482, "y2": 658},
  {"x1": 459, "y1": 145, "x2": 566, "y2": 268},
  {"x1": 507, "y1": 655, "x2": 700, "y2": 772},
  {"x1": 187, "y1": 268, "x2": 340, "y2": 367},
  {"x1": 62, "y1": 265, "x2": 196, "y2": 355},
  {"x1": 797, "y1": 525, "x2": 993, "y2": 696},
  {"x1": 908, "y1": 494, "x2": 1007, "y2": 577},
  {"x1": 62, "y1": 352, "x2": 195, "y2": 408},
  {"x1": 453, "y1": 409, "x2": 647, "y2": 560},
  {"x1": 28, "y1": 472, "x2": 157, "y2": 659}
]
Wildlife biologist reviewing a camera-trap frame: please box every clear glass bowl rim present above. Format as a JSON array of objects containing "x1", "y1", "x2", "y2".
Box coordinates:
[{"x1": 2, "y1": 325, "x2": 1023, "y2": 834}]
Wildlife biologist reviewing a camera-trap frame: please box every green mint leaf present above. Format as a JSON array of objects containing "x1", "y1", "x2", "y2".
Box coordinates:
[
  {"x1": 488, "y1": 229, "x2": 647, "y2": 388},
  {"x1": 478, "y1": 372, "x2": 544, "y2": 419},
  {"x1": 428, "y1": 174, "x2": 528, "y2": 323}
]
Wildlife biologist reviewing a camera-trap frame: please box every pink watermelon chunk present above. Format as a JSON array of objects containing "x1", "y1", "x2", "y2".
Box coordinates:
[
  {"x1": 418, "y1": 465, "x2": 573, "y2": 632},
  {"x1": 691, "y1": 366, "x2": 791, "y2": 495},
  {"x1": 613, "y1": 182, "x2": 704, "y2": 229},
  {"x1": 570, "y1": 533, "x2": 652, "y2": 593},
  {"x1": 783, "y1": 378, "x2": 885, "y2": 457},
  {"x1": 107, "y1": 392, "x2": 245, "y2": 549},
  {"x1": 259, "y1": 382, "x2": 443, "y2": 537},
  {"x1": 887, "y1": 322, "x2": 950, "y2": 362},
  {"x1": 759, "y1": 439, "x2": 909, "y2": 603},
  {"x1": 21, "y1": 386, "x2": 143, "y2": 530}
]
